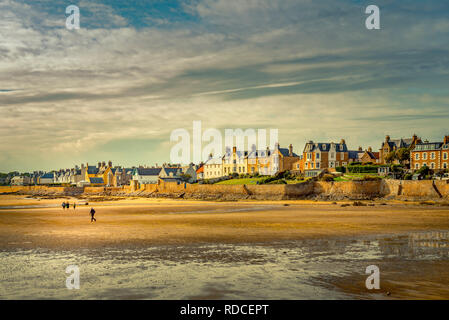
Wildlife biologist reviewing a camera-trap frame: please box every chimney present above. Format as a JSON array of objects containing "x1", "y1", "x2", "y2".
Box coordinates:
[
  {"x1": 444, "y1": 135, "x2": 449, "y2": 144},
  {"x1": 289, "y1": 144, "x2": 293, "y2": 156}
]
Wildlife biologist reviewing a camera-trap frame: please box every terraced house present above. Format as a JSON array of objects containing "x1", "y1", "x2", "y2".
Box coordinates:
[
  {"x1": 82, "y1": 161, "x2": 115, "y2": 186},
  {"x1": 411, "y1": 135, "x2": 449, "y2": 171},
  {"x1": 246, "y1": 143, "x2": 300, "y2": 176},
  {"x1": 379, "y1": 135, "x2": 421, "y2": 165},
  {"x1": 222, "y1": 147, "x2": 248, "y2": 176},
  {"x1": 299, "y1": 139, "x2": 359, "y2": 177}
]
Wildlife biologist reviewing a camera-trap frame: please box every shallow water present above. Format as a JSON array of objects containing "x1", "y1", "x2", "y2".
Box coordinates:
[{"x1": 1, "y1": 230, "x2": 449, "y2": 299}]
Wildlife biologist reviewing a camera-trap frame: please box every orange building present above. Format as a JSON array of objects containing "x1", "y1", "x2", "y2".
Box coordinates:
[
  {"x1": 411, "y1": 135, "x2": 449, "y2": 171},
  {"x1": 299, "y1": 139, "x2": 359, "y2": 177}
]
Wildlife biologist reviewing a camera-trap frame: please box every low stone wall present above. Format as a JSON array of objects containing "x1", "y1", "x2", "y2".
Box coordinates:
[{"x1": 1, "y1": 180, "x2": 448, "y2": 200}]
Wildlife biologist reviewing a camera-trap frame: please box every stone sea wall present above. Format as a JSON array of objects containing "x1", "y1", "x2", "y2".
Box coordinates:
[{"x1": 1, "y1": 180, "x2": 448, "y2": 200}]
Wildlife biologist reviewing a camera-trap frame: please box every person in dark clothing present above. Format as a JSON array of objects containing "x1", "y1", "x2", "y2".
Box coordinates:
[
  {"x1": 90, "y1": 208, "x2": 96, "y2": 222},
  {"x1": 73, "y1": 203, "x2": 76, "y2": 210},
  {"x1": 62, "y1": 202, "x2": 66, "y2": 210}
]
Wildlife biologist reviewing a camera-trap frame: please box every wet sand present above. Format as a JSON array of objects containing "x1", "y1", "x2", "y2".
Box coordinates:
[{"x1": 1, "y1": 195, "x2": 449, "y2": 299}]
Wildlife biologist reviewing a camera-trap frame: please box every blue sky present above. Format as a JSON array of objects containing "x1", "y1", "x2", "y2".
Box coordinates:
[{"x1": 0, "y1": 0, "x2": 448, "y2": 171}]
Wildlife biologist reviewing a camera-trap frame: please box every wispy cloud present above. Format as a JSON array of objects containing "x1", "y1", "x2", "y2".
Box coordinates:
[{"x1": 0, "y1": 0, "x2": 448, "y2": 171}]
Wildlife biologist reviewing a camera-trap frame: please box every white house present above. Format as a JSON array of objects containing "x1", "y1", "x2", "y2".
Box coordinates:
[
  {"x1": 132, "y1": 168, "x2": 161, "y2": 184},
  {"x1": 38, "y1": 172, "x2": 55, "y2": 184},
  {"x1": 11, "y1": 175, "x2": 31, "y2": 186}
]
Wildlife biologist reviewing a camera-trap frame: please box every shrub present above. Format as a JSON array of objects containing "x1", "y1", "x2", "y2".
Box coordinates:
[
  {"x1": 336, "y1": 166, "x2": 346, "y2": 173},
  {"x1": 347, "y1": 165, "x2": 379, "y2": 173},
  {"x1": 319, "y1": 174, "x2": 335, "y2": 182},
  {"x1": 404, "y1": 173, "x2": 413, "y2": 180}
]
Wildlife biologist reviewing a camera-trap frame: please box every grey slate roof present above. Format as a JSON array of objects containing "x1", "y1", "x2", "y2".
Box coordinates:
[
  {"x1": 278, "y1": 148, "x2": 299, "y2": 157},
  {"x1": 40, "y1": 172, "x2": 54, "y2": 179},
  {"x1": 89, "y1": 177, "x2": 104, "y2": 184},
  {"x1": 87, "y1": 166, "x2": 99, "y2": 174},
  {"x1": 134, "y1": 168, "x2": 161, "y2": 176},
  {"x1": 305, "y1": 143, "x2": 348, "y2": 152}
]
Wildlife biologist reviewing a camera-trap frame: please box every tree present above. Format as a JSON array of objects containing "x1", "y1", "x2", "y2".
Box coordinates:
[
  {"x1": 385, "y1": 151, "x2": 396, "y2": 164},
  {"x1": 180, "y1": 174, "x2": 192, "y2": 182},
  {"x1": 395, "y1": 148, "x2": 410, "y2": 165}
]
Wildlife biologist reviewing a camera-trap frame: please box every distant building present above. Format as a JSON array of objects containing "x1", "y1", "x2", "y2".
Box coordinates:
[
  {"x1": 222, "y1": 146, "x2": 248, "y2": 176},
  {"x1": 359, "y1": 147, "x2": 380, "y2": 164},
  {"x1": 132, "y1": 168, "x2": 162, "y2": 184},
  {"x1": 300, "y1": 139, "x2": 358, "y2": 177},
  {"x1": 159, "y1": 167, "x2": 182, "y2": 182},
  {"x1": 11, "y1": 175, "x2": 31, "y2": 186},
  {"x1": 411, "y1": 135, "x2": 449, "y2": 171},
  {"x1": 203, "y1": 157, "x2": 223, "y2": 179},
  {"x1": 38, "y1": 172, "x2": 55, "y2": 184},
  {"x1": 196, "y1": 164, "x2": 204, "y2": 180},
  {"x1": 379, "y1": 134, "x2": 421, "y2": 164}
]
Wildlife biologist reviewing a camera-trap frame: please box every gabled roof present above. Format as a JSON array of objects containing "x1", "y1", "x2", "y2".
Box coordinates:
[
  {"x1": 348, "y1": 151, "x2": 360, "y2": 160},
  {"x1": 87, "y1": 166, "x2": 99, "y2": 174},
  {"x1": 40, "y1": 172, "x2": 54, "y2": 179},
  {"x1": 278, "y1": 148, "x2": 299, "y2": 157},
  {"x1": 205, "y1": 158, "x2": 222, "y2": 165},
  {"x1": 196, "y1": 166, "x2": 204, "y2": 174},
  {"x1": 89, "y1": 177, "x2": 104, "y2": 184},
  {"x1": 163, "y1": 168, "x2": 180, "y2": 175},
  {"x1": 304, "y1": 142, "x2": 348, "y2": 153},
  {"x1": 134, "y1": 168, "x2": 161, "y2": 176}
]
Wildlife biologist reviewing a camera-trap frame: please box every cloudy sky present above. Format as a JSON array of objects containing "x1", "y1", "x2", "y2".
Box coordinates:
[{"x1": 0, "y1": 0, "x2": 448, "y2": 172}]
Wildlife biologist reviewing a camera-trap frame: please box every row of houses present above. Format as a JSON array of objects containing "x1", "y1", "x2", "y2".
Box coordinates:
[
  {"x1": 195, "y1": 134, "x2": 449, "y2": 180},
  {"x1": 5, "y1": 134, "x2": 448, "y2": 186},
  {"x1": 8, "y1": 161, "x2": 199, "y2": 187}
]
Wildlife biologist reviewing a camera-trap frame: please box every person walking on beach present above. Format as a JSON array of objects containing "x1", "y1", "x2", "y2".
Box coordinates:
[
  {"x1": 90, "y1": 208, "x2": 96, "y2": 222},
  {"x1": 62, "y1": 201, "x2": 66, "y2": 210},
  {"x1": 73, "y1": 202, "x2": 76, "y2": 210}
]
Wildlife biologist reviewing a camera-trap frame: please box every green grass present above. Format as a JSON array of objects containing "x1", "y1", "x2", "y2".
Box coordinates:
[
  {"x1": 333, "y1": 173, "x2": 383, "y2": 181},
  {"x1": 215, "y1": 177, "x2": 265, "y2": 185}
]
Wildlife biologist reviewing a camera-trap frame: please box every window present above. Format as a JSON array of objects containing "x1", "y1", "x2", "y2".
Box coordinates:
[
  {"x1": 311, "y1": 163, "x2": 314, "y2": 169},
  {"x1": 316, "y1": 162, "x2": 320, "y2": 169},
  {"x1": 415, "y1": 153, "x2": 420, "y2": 160},
  {"x1": 296, "y1": 164, "x2": 299, "y2": 169},
  {"x1": 431, "y1": 163, "x2": 435, "y2": 169},
  {"x1": 431, "y1": 152, "x2": 435, "y2": 160},
  {"x1": 415, "y1": 163, "x2": 419, "y2": 169},
  {"x1": 340, "y1": 153, "x2": 344, "y2": 160},
  {"x1": 342, "y1": 162, "x2": 347, "y2": 166},
  {"x1": 330, "y1": 152, "x2": 335, "y2": 159},
  {"x1": 423, "y1": 153, "x2": 427, "y2": 160},
  {"x1": 444, "y1": 163, "x2": 448, "y2": 169},
  {"x1": 316, "y1": 153, "x2": 320, "y2": 159},
  {"x1": 444, "y1": 152, "x2": 448, "y2": 160},
  {"x1": 423, "y1": 163, "x2": 427, "y2": 167}
]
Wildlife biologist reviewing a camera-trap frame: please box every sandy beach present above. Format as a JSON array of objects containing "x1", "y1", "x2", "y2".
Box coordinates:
[
  {"x1": 1, "y1": 195, "x2": 449, "y2": 299},
  {"x1": 1, "y1": 195, "x2": 449, "y2": 248}
]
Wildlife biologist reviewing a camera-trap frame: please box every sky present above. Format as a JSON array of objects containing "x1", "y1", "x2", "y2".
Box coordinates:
[{"x1": 0, "y1": 0, "x2": 448, "y2": 172}]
